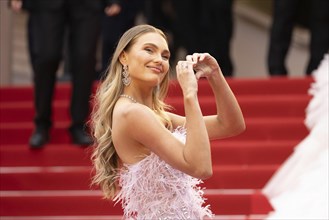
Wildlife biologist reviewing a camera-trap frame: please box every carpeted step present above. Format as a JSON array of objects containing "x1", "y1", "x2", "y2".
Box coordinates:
[
  {"x1": 0, "y1": 118, "x2": 308, "y2": 145},
  {"x1": 212, "y1": 140, "x2": 298, "y2": 165},
  {"x1": 167, "y1": 95, "x2": 310, "y2": 118},
  {"x1": 0, "y1": 94, "x2": 310, "y2": 123},
  {"x1": 0, "y1": 83, "x2": 72, "y2": 103},
  {"x1": 0, "y1": 189, "x2": 272, "y2": 216},
  {"x1": 0, "y1": 140, "x2": 298, "y2": 167},
  {"x1": 0, "y1": 165, "x2": 277, "y2": 191},
  {"x1": 0, "y1": 144, "x2": 92, "y2": 167},
  {"x1": 206, "y1": 165, "x2": 278, "y2": 189},
  {"x1": 167, "y1": 78, "x2": 312, "y2": 97},
  {"x1": 0, "y1": 101, "x2": 69, "y2": 123},
  {"x1": 234, "y1": 118, "x2": 308, "y2": 140},
  {"x1": 0, "y1": 78, "x2": 312, "y2": 103}
]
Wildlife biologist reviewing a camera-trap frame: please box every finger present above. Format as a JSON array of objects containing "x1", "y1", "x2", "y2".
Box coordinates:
[
  {"x1": 199, "y1": 53, "x2": 207, "y2": 61},
  {"x1": 177, "y1": 61, "x2": 184, "y2": 68},
  {"x1": 186, "y1": 55, "x2": 193, "y2": 62},
  {"x1": 192, "y1": 53, "x2": 199, "y2": 63},
  {"x1": 202, "y1": 53, "x2": 212, "y2": 62},
  {"x1": 186, "y1": 56, "x2": 197, "y2": 69}
]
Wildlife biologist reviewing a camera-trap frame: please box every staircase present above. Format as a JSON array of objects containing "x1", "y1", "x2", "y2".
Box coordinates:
[{"x1": 0, "y1": 77, "x2": 312, "y2": 219}]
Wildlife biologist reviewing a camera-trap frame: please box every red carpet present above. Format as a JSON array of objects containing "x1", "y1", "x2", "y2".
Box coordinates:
[{"x1": 0, "y1": 77, "x2": 312, "y2": 219}]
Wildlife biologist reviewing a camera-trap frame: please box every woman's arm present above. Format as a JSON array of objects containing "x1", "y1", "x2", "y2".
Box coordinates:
[
  {"x1": 170, "y1": 53, "x2": 245, "y2": 140},
  {"x1": 190, "y1": 53, "x2": 245, "y2": 139},
  {"x1": 113, "y1": 101, "x2": 212, "y2": 180},
  {"x1": 175, "y1": 60, "x2": 213, "y2": 179}
]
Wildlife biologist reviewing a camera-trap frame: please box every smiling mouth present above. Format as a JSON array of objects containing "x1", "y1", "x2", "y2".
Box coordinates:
[{"x1": 148, "y1": 66, "x2": 162, "y2": 73}]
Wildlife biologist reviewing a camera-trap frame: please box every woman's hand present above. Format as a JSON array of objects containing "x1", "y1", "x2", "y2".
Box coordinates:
[
  {"x1": 104, "y1": 4, "x2": 121, "y2": 16},
  {"x1": 187, "y1": 53, "x2": 221, "y2": 80},
  {"x1": 10, "y1": 0, "x2": 23, "y2": 12},
  {"x1": 176, "y1": 61, "x2": 198, "y2": 96}
]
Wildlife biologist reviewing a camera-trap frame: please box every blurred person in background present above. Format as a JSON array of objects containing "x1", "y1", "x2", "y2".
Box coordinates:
[
  {"x1": 268, "y1": 0, "x2": 329, "y2": 76},
  {"x1": 143, "y1": 0, "x2": 178, "y2": 65},
  {"x1": 172, "y1": 0, "x2": 234, "y2": 77},
  {"x1": 10, "y1": 0, "x2": 103, "y2": 148},
  {"x1": 99, "y1": 0, "x2": 142, "y2": 80}
]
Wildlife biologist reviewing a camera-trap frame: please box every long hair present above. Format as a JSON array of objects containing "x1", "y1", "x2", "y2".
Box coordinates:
[{"x1": 90, "y1": 24, "x2": 173, "y2": 199}]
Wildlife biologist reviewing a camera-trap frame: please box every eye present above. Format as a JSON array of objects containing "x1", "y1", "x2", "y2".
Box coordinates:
[
  {"x1": 145, "y1": 48, "x2": 153, "y2": 53},
  {"x1": 162, "y1": 55, "x2": 169, "y2": 61}
]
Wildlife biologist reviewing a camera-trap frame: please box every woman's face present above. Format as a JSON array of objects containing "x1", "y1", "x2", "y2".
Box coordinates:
[{"x1": 122, "y1": 32, "x2": 170, "y2": 87}]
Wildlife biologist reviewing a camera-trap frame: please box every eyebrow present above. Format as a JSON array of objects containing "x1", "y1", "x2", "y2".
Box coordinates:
[{"x1": 144, "y1": 43, "x2": 170, "y2": 55}]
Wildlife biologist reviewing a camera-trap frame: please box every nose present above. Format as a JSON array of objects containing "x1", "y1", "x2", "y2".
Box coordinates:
[{"x1": 154, "y1": 53, "x2": 163, "y2": 63}]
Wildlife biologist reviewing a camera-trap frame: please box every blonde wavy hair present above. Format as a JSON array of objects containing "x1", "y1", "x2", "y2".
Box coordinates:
[{"x1": 90, "y1": 24, "x2": 173, "y2": 199}]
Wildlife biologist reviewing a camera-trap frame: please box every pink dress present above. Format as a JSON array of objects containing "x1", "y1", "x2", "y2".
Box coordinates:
[{"x1": 114, "y1": 127, "x2": 213, "y2": 219}]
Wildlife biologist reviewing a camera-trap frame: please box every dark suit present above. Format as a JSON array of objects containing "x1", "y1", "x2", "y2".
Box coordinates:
[
  {"x1": 199, "y1": 0, "x2": 234, "y2": 76},
  {"x1": 23, "y1": 0, "x2": 102, "y2": 131},
  {"x1": 172, "y1": 0, "x2": 234, "y2": 77},
  {"x1": 101, "y1": 0, "x2": 142, "y2": 76},
  {"x1": 268, "y1": 0, "x2": 329, "y2": 75}
]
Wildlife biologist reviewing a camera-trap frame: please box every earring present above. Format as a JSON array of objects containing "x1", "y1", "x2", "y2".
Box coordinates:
[{"x1": 122, "y1": 65, "x2": 131, "y2": 86}]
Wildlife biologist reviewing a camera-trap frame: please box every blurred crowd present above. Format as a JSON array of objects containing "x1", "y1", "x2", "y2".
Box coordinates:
[{"x1": 10, "y1": 0, "x2": 329, "y2": 79}]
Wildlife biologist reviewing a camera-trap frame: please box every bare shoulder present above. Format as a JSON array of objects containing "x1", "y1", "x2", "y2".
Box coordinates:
[
  {"x1": 113, "y1": 101, "x2": 154, "y2": 125},
  {"x1": 112, "y1": 101, "x2": 157, "y2": 164},
  {"x1": 112, "y1": 101, "x2": 161, "y2": 141}
]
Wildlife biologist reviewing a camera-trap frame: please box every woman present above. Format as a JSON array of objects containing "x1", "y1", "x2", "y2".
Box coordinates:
[{"x1": 90, "y1": 24, "x2": 245, "y2": 219}]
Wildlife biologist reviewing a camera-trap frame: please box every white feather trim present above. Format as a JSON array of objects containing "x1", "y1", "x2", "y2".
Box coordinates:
[{"x1": 114, "y1": 127, "x2": 213, "y2": 219}]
